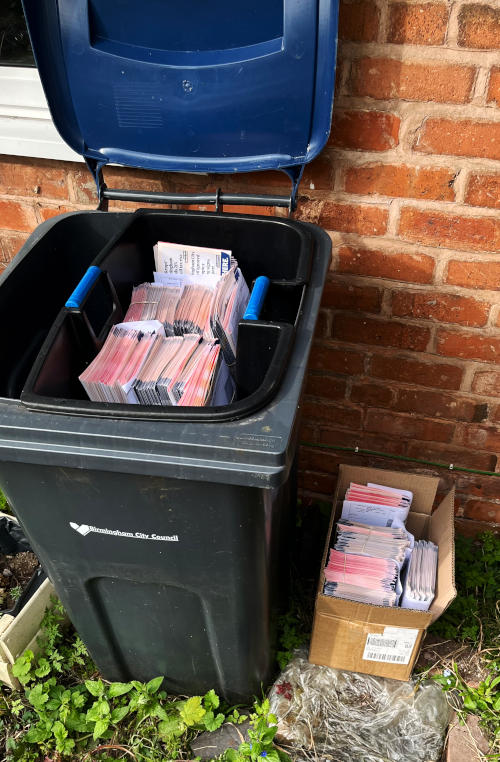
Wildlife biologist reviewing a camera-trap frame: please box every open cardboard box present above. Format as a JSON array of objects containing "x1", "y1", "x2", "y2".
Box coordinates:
[{"x1": 309, "y1": 465, "x2": 457, "y2": 680}]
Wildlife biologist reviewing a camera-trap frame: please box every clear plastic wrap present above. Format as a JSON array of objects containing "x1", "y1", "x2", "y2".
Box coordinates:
[{"x1": 269, "y1": 651, "x2": 450, "y2": 762}]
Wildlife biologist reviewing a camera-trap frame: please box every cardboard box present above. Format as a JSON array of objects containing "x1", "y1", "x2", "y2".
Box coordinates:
[{"x1": 309, "y1": 465, "x2": 456, "y2": 681}]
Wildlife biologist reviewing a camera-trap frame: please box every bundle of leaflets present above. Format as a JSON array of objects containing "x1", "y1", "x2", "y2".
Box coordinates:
[
  {"x1": 79, "y1": 327, "x2": 234, "y2": 407},
  {"x1": 79, "y1": 323, "x2": 162, "y2": 405},
  {"x1": 153, "y1": 241, "x2": 250, "y2": 368},
  {"x1": 323, "y1": 481, "x2": 438, "y2": 609},
  {"x1": 340, "y1": 482, "x2": 412, "y2": 528},
  {"x1": 324, "y1": 522, "x2": 411, "y2": 607},
  {"x1": 79, "y1": 241, "x2": 248, "y2": 407},
  {"x1": 401, "y1": 540, "x2": 438, "y2": 611},
  {"x1": 123, "y1": 284, "x2": 181, "y2": 336}
]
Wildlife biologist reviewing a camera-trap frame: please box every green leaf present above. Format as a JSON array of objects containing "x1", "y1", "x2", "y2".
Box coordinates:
[
  {"x1": 85, "y1": 680, "x2": 104, "y2": 697},
  {"x1": 110, "y1": 706, "x2": 129, "y2": 724},
  {"x1": 108, "y1": 682, "x2": 133, "y2": 698},
  {"x1": 93, "y1": 718, "x2": 109, "y2": 740},
  {"x1": 27, "y1": 684, "x2": 49, "y2": 711},
  {"x1": 25, "y1": 724, "x2": 51, "y2": 743},
  {"x1": 203, "y1": 688, "x2": 220, "y2": 710},
  {"x1": 224, "y1": 750, "x2": 240, "y2": 762},
  {"x1": 494, "y1": 694, "x2": 500, "y2": 711},
  {"x1": 52, "y1": 720, "x2": 67, "y2": 744},
  {"x1": 146, "y1": 676, "x2": 164, "y2": 694},
  {"x1": 71, "y1": 691, "x2": 86, "y2": 709},
  {"x1": 180, "y1": 696, "x2": 206, "y2": 726},
  {"x1": 463, "y1": 695, "x2": 477, "y2": 711},
  {"x1": 261, "y1": 726, "x2": 277, "y2": 743},
  {"x1": 153, "y1": 704, "x2": 169, "y2": 721},
  {"x1": 239, "y1": 742, "x2": 252, "y2": 755},
  {"x1": 60, "y1": 738, "x2": 76, "y2": 756},
  {"x1": 158, "y1": 716, "x2": 185, "y2": 739},
  {"x1": 203, "y1": 710, "x2": 225, "y2": 731},
  {"x1": 263, "y1": 750, "x2": 280, "y2": 762},
  {"x1": 86, "y1": 701, "x2": 104, "y2": 722},
  {"x1": 34, "y1": 658, "x2": 51, "y2": 678}
]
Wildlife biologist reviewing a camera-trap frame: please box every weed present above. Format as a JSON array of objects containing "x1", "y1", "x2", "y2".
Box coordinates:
[
  {"x1": 1, "y1": 597, "x2": 287, "y2": 762},
  {"x1": 223, "y1": 698, "x2": 290, "y2": 762},
  {"x1": 430, "y1": 532, "x2": 500, "y2": 647},
  {"x1": 434, "y1": 660, "x2": 500, "y2": 757}
]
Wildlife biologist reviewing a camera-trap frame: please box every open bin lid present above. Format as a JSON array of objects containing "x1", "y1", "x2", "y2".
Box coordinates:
[{"x1": 22, "y1": 0, "x2": 339, "y2": 207}]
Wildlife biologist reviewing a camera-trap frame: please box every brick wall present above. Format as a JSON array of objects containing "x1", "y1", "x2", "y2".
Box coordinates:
[{"x1": 0, "y1": 0, "x2": 499, "y2": 530}]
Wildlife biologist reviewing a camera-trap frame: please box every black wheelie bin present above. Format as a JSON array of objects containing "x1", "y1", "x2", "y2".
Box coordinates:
[{"x1": 0, "y1": 0, "x2": 339, "y2": 701}]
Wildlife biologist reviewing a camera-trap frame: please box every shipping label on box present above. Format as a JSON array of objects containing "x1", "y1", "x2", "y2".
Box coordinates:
[{"x1": 362, "y1": 627, "x2": 420, "y2": 666}]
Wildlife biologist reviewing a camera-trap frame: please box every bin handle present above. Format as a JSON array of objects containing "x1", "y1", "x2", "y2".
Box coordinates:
[
  {"x1": 243, "y1": 276, "x2": 270, "y2": 321},
  {"x1": 66, "y1": 266, "x2": 102, "y2": 309}
]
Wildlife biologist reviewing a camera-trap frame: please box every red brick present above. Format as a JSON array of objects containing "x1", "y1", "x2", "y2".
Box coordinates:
[
  {"x1": 314, "y1": 309, "x2": 330, "y2": 339},
  {"x1": 322, "y1": 278, "x2": 382, "y2": 313},
  {"x1": 414, "y1": 119, "x2": 500, "y2": 161},
  {"x1": 339, "y1": 0, "x2": 380, "y2": 41},
  {"x1": 224, "y1": 156, "x2": 334, "y2": 193},
  {"x1": 329, "y1": 110, "x2": 401, "y2": 151},
  {"x1": 406, "y1": 441, "x2": 497, "y2": 471},
  {"x1": 391, "y1": 290, "x2": 490, "y2": 327},
  {"x1": 458, "y1": 4, "x2": 500, "y2": 49},
  {"x1": 309, "y1": 343, "x2": 365, "y2": 374},
  {"x1": 455, "y1": 471, "x2": 500, "y2": 499},
  {"x1": 465, "y1": 173, "x2": 500, "y2": 209},
  {"x1": 298, "y1": 421, "x2": 319, "y2": 445},
  {"x1": 319, "y1": 427, "x2": 407, "y2": 456},
  {"x1": 300, "y1": 446, "x2": 353, "y2": 475},
  {"x1": 365, "y1": 409, "x2": 454, "y2": 442},
  {"x1": 334, "y1": 314, "x2": 431, "y2": 351},
  {"x1": 488, "y1": 67, "x2": 500, "y2": 106},
  {"x1": 306, "y1": 374, "x2": 347, "y2": 400},
  {"x1": 318, "y1": 202, "x2": 388, "y2": 236},
  {"x1": 446, "y1": 260, "x2": 500, "y2": 291},
  {"x1": 350, "y1": 381, "x2": 394, "y2": 407},
  {"x1": 370, "y1": 354, "x2": 463, "y2": 390},
  {"x1": 458, "y1": 424, "x2": 500, "y2": 452},
  {"x1": 0, "y1": 157, "x2": 68, "y2": 199},
  {"x1": 344, "y1": 164, "x2": 455, "y2": 201},
  {"x1": 0, "y1": 200, "x2": 37, "y2": 233},
  {"x1": 301, "y1": 156, "x2": 335, "y2": 191},
  {"x1": 393, "y1": 389, "x2": 483, "y2": 422},
  {"x1": 298, "y1": 469, "x2": 336, "y2": 496},
  {"x1": 472, "y1": 370, "x2": 500, "y2": 396},
  {"x1": 388, "y1": 3, "x2": 448, "y2": 45},
  {"x1": 0, "y1": 232, "x2": 29, "y2": 261},
  {"x1": 437, "y1": 329, "x2": 500, "y2": 363},
  {"x1": 318, "y1": 427, "x2": 362, "y2": 449},
  {"x1": 302, "y1": 398, "x2": 363, "y2": 429},
  {"x1": 352, "y1": 58, "x2": 475, "y2": 103},
  {"x1": 38, "y1": 204, "x2": 80, "y2": 222},
  {"x1": 338, "y1": 245, "x2": 435, "y2": 284},
  {"x1": 399, "y1": 208, "x2": 500, "y2": 252},
  {"x1": 463, "y1": 500, "x2": 500, "y2": 523}
]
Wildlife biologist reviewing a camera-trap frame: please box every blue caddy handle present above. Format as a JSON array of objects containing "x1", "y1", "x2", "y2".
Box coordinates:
[
  {"x1": 244, "y1": 276, "x2": 270, "y2": 321},
  {"x1": 66, "y1": 266, "x2": 102, "y2": 309}
]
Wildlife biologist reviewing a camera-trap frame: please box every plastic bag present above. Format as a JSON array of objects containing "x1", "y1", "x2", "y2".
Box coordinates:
[{"x1": 269, "y1": 651, "x2": 450, "y2": 762}]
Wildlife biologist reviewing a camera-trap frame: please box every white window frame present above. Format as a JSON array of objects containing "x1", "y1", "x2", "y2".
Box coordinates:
[{"x1": 0, "y1": 66, "x2": 82, "y2": 162}]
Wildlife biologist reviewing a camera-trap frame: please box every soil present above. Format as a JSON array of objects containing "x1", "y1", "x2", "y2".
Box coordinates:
[
  {"x1": 0, "y1": 551, "x2": 39, "y2": 612},
  {"x1": 416, "y1": 633, "x2": 490, "y2": 686}
]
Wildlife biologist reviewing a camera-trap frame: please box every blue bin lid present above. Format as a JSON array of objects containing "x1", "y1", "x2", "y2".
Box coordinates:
[{"x1": 22, "y1": 0, "x2": 338, "y2": 204}]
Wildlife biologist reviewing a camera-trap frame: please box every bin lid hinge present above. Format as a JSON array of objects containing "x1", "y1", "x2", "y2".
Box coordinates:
[{"x1": 87, "y1": 161, "x2": 303, "y2": 216}]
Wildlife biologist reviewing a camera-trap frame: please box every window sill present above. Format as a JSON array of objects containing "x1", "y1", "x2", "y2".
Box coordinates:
[{"x1": 0, "y1": 66, "x2": 82, "y2": 162}]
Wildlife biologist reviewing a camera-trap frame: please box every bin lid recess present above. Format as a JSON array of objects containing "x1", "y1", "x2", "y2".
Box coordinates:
[{"x1": 22, "y1": 0, "x2": 339, "y2": 207}]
